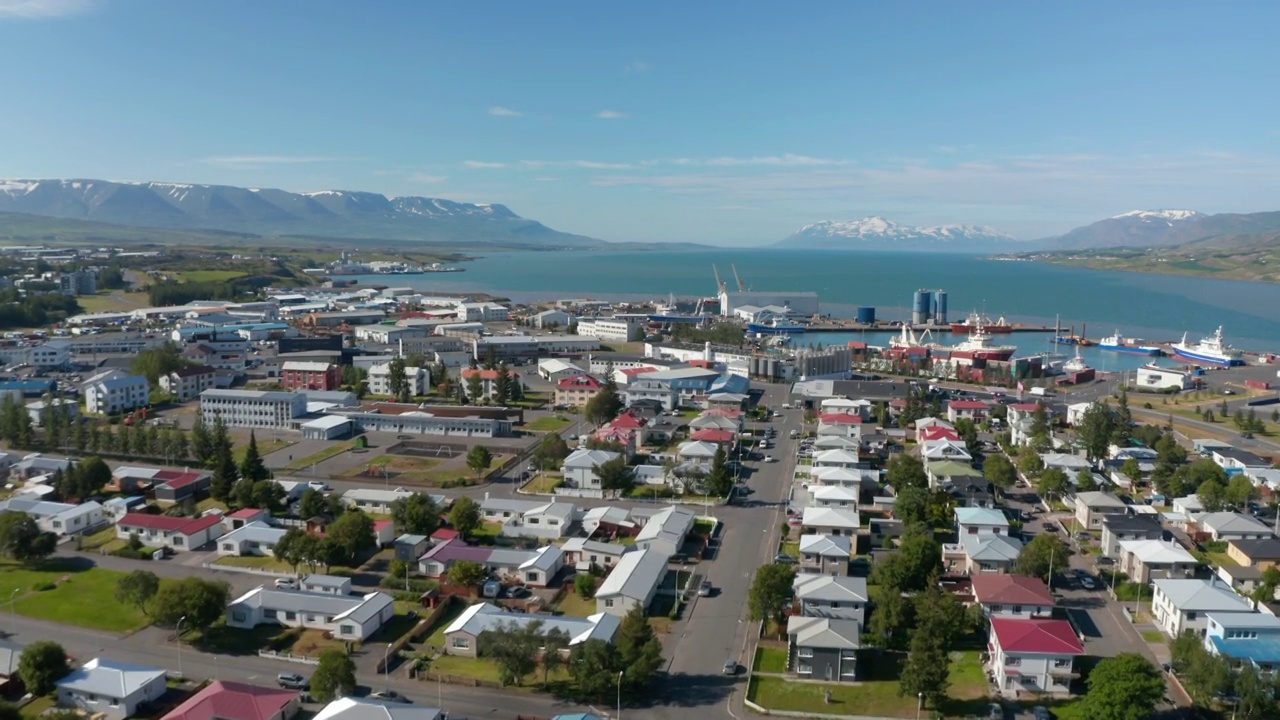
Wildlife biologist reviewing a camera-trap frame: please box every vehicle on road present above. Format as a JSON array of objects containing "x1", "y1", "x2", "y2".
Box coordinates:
[
  {"x1": 277, "y1": 673, "x2": 307, "y2": 690},
  {"x1": 764, "y1": 455, "x2": 775, "y2": 463},
  {"x1": 274, "y1": 577, "x2": 297, "y2": 589},
  {"x1": 1033, "y1": 706, "x2": 1051, "y2": 720},
  {"x1": 987, "y1": 703, "x2": 1003, "y2": 720},
  {"x1": 1080, "y1": 577, "x2": 1096, "y2": 590},
  {"x1": 371, "y1": 690, "x2": 411, "y2": 704},
  {"x1": 774, "y1": 554, "x2": 798, "y2": 564},
  {"x1": 723, "y1": 659, "x2": 738, "y2": 675},
  {"x1": 699, "y1": 581, "x2": 713, "y2": 597}
]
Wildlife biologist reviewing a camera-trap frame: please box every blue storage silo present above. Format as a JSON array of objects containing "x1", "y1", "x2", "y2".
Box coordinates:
[
  {"x1": 933, "y1": 290, "x2": 948, "y2": 325},
  {"x1": 912, "y1": 289, "x2": 932, "y2": 325},
  {"x1": 856, "y1": 306, "x2": 876, "y2": 324}
]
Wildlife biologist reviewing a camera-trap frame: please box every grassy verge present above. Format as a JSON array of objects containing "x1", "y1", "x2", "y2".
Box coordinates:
[
  {"x1": 1140, "y1": 630, "x2": 1167, "y2": 643},
  {"x1": 526, "y1": 416, "x2": 574, "y2": 433},
  {"x1": 174, "y1": 270, "x2": 249, "y2": 283},
  {"x1": 77, "y1": 525, "x2": 119, "y2": 551},
  {"x1": 20, "y1": 695, "x2": 56, "y2": 719},
  {"x1": 76, "y1": 291, "x2": 150, "y2": 314},
  {"x1": 283, "y1": 441, "x2": 354, "y2": 471},
  {"x1": 234, "y1": 437, "x2": 293, "y2": 464},
  {"x1": 753, "y1": 646, "x2": 788, "y2": 673},
  {"x1": 213, "y1": 555, "x2": 294, "y2": 572},
  {"x1": 520, "y1": 473, "x2": 563, "y2": 494}
]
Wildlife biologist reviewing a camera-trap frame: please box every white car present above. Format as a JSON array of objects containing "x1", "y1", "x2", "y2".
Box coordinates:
[{"x1": 764, "y1": 455, "x2": 776, "y2": 463}]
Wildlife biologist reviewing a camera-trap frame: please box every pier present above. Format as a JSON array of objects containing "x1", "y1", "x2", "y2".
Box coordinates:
[{"x1": 800, "y1": 321, "x2": 1057, "y2": 334}]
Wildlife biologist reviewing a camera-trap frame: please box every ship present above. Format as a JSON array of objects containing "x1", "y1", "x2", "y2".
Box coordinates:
[
  {"x1": 1098, "y1": 330, "x2": 1162, "y2": 357},
  {"x1": 947, "y1": 320, "x2": 1017, "y2": 361},
  {"x1": 950, "y1": 311, "x2": 1014, "y2": 334},
  {"x1": 890, "y1": 324, "x2": 938, "y2": 350},
  {"x1": 1062, "y1": 346, "x2": 1090, "y2": 374},
  {"x1": 1172, "y1": 326, "x2": 1245, "y2": 367},
  {"x1": 747, "y1": 317, "x2": 807, "y2": 335}
]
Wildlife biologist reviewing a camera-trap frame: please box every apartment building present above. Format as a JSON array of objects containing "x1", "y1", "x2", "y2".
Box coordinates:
[
  {"x1": 82, "y1": 370, "x2": 150, "y2": 415},
  {"x1": 281, "y1": 361, "x2": 342, "y2": 392},
  {"x1": 200, "y1": 389, "x2": 307, "y2": 429}
]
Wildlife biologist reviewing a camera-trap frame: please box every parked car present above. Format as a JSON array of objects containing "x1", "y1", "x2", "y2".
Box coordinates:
[
  {"x1": 274, "y1": 577, "x2": 297, "y2": 590},
  {"x1": 371, "y1": 690, "x2": 411, "y2": 704},
  {"x1": 699, "y1": 581, "x2": 713, "y2": 597},
  {"x1": 987, "y1": 702, "x2": 1003, "y2": 720},
  {"x1": 764, "y1": 455, "x2": 775, "y2": 463},
  {"x1": 723, "y1": 659, "x2": 738, "y2": 675},
  {"x1": 277, "y1": 673, "x2": 308, "y2": 690},
  {"x1": 1033, "y1": 707, "x2": 1051, "y2": 720},
  {"x1": 774, "y1": 554, "x2": 798, "y2": 564}
]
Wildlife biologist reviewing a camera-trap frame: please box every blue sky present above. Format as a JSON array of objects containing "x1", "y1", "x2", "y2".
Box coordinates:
[{"x1": 2, "y1": 0, "x2": 1279, "y2": 244}]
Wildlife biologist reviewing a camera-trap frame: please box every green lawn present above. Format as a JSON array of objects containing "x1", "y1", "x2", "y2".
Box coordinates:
[
  {"x1": 213, "y1": 555, "x2": 294, "y2": 572},
  {"x1": 521, "y1": 473, "x2": 563, "y2": 494},
  {"x1": 77, "y1": 525, "x2": 119, "y2": 550},
  {"x1": 189, "y1": 623, "x2": 289, "y2": 655},
  {"x1": 0, "y1": 560, "x2": 161, "y2": 633},
  {"x1": 470, "y1": 522, "x2": 504, "y2": 540},
  {"x1": 552, "y1": 590, "x2": 597, "y2": 618},
  {"x1": 233, "y1": 437, "x2": 293, "y2": 464},
  {"x1": 175, "y1": 270, "x2": 249, "y2": 283},
  {"x1": 526, "y1": 416, "x2": 574, "y2": 433},
  {"x1": 20, "y1": 695, "x2": 56, "y2": 719},
  {"x1": 428, "y1": 653, "x2": 503, "y2": 683},
  {"x1": 781, "y1": 541, "x2": 800, "y2": 557},
  {"x1": 747, "y1": 650, "x2": 988, "y2": 718},
  {"x1": 422, "y1": 601, "x2": 468, "y2": 651},
  {"x1": 367, "y1": 611, "x2": 423, "y2": 644},
  {"x1": 282, "y1": 441, "x2": 353, "y2": 471},
  {"x1": 1141, "y1": 630, "x2": 1167, "y2": 643},
  {"x1": 754, "y1": 646, "x2": 789, "y2": 673}
]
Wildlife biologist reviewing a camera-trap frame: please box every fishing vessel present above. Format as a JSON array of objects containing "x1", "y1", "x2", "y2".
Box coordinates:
[
  {"x1": 890, "y1": 324, "x2": 938, "y2": 350},
  {"x1": 1098, "y1": 330, "x2": 1162, "y2": 357},
  {"x1": 1062, "y1": 346, "x2": 1090, "y2": 374},
  {"x1": 747, "y1": 316, "x2": 807, "y2": 335},
  {"x1": 947, "y1": 320, "x2": 1016, "y2": 361},
  {"x1": 1172, "y1": 327, "x2": 1244, "y2": 367},
  {"x1": 950, "y1": 311, "x2": 1014, "y2": 334}
]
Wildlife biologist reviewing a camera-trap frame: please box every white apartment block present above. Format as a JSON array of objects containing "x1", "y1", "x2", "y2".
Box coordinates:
[
  {"x1": 82, "y1": 371, "x2": 150, "y2": 415},
  {"x1": 575, "y1": 316, "x2": 645, "y2": 343},
  {"x1": 159, "y1": 366, "x2": 217, "y2": 402},
  {"x1": 200, "y1": 389, "x2": 307, "y2": 429},
  {"x1": 367, "y1": 363, "x2": 430, "y2": 396},
  {"x1": 455, "y1": 302, "x2": 509, "y2": 322}
]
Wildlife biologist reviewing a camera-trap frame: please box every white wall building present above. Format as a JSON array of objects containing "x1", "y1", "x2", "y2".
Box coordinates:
[
  {"x1": 82, "y1": 370, "x2": 150, "y2": 415},
  {"x1": 1136, "y1": 364, "x2": 1194, "y2": 392},
  {"x1": 367, "y1": 363, "x2": 430, "y2": 397},
  {"x1": 200, "y1": 389, "x2": 307, "y2": 429},
  {"x1": 575, "y1": 316, "x2": 645, "y2": 343}
]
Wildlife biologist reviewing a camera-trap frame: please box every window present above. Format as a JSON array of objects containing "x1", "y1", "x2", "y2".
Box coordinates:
[
  {"x1": 797, "y1": 663, "x2": 812, "y2": 674},
  {"x1": 285, "y1": 611, "x2": 297, "y2": 621},
  {"x1": 797, "y1": 648, "x2": 813, "y2": 658},
  {"x1": 1012, "y1": 605, "x2": 1023, "y2": 614},
  {"x1": 1186, "y1": 612, "x2": 1197, "y2": 621},
  {"x1": 1005, "y1": 656, "x2": 1021, "y2": 667},
  {"x1": 340, "y1": 624, "x2": 356, "y2": 636},
  {"x1": 604, "y1": 599, "x2": 614, "y2": 608},
  {"x1": 1054, "y1": 658, "x2": 1072, "y2": 668},
  {"x1": 990, "y1": 605, "x2": 1003, "y2": 613},
  {"x1": 232, "y1": 610, "x2": 246, "y2": 622}
]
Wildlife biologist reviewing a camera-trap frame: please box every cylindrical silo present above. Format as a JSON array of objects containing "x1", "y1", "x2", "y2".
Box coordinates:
[
  {"x1": 933, "y1": 290, "x2": 948, "y2": 325},
  {"x1": 856, "y1": 306, "x2": 876, "y2": 324},
  {"x1": 912, "y1": 289, "x2": 932, "y2": 325}
]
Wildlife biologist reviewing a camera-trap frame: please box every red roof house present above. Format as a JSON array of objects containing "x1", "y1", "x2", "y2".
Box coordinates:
[
  {"x1": 971, "y1": 575, "x2": 1055, "y2": 616},
  {"x1": 919, "y1": 426, "x2": 962, "y2": 442},
  {"x1": 989, "y1": 617, "x2": 1085, "y2": 656},
  {"x1": 161, "y1": 681, "x2": 299, "y2": 720},
  {"x1": 819, "y1": 412, "x2": 864, "y2": 425},
  {"x1": 116, "y1": 513, "x2": 224, "y2": 551},
  {"x1": 691, "y1": 428, "x2": 737, "y2": 444}
]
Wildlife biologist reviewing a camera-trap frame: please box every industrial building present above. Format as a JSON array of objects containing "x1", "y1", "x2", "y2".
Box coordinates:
[
  {"x1": 718, "y1": 290, "x2": 819, "y2": 318},
  {"x1": 911, "y1": 289, "x2": 948, "y2": 325},
  {"x1": 200, "y1": 389, "x2": 308, "y2": 429}
]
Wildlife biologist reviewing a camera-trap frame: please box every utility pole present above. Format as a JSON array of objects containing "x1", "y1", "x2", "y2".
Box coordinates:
[{"x1": 176, "y1": 615, "x2": 187, "y2": 679}]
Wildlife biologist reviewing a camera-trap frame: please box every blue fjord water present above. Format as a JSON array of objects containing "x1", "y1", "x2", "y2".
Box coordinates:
[{"x1": 351, "y1": 249, "x2": 1280, "y2": 354}]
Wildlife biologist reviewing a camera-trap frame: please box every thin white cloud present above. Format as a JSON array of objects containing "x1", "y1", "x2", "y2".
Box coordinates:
[
  {"x1": 704, "y1": 154, "x2": 851, "y2": 167},
  {"x1": 0, "y1": 0, "x2": 94, "y2": 19},
  {"x1": 463, "y1": 161, "x2": 507, "y2": 169},
  {"x1": 487, "y1": 106, "x2": 523, "y2": 117},
  {"x1": 408, "y1": 173, "x2": 448, "y2": 184},
  {"x1": 198, "y1": 155, "x2": 339, "y2": 168},
  {"x1": 596, "y1": 110, "x2": 629, "y2": 120},
  {"x1": 623, "y1": 61, "x2": 651, "y2": 74},
  {"x1": 518, "y1": 160, "x2": 634, "y2": 170},
  {"x1": 533, "y1": 177, "x2": 558, "y2": 183}
]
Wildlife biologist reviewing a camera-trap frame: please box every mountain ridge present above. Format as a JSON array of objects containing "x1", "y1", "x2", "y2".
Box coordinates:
[
  {"x1": 1037, "y1": 208, "x2": 1280, "y2": 250},
  {"x1": 775, "y1": 216, "x2": 1019, "y2": 252},
  {"x1": 0, "y1": 178, "x2": 600, "y2": 246}
]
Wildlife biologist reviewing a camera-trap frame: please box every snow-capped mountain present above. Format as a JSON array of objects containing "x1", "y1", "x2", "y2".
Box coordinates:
[
  {"x1": 0, "y1": 179, "x2": 597, "y2": 246},
  {"x1": 1110, "y1": 209, "x2": 1201, "y2": 223},
  {"x1": 776, "y1": 216, "x2": 1017, "y2": 251}
]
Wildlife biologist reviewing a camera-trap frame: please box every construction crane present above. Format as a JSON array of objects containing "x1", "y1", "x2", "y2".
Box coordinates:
[
  {"x1": 713, "y1": 264, "x2": 727, "y2": 295},
  {"x1": 731, "y1": 263, "x2": 747, "y2": 292}
]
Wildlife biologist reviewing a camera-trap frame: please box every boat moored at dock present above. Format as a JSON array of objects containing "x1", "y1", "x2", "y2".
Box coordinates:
[
  {"x1": 1171, "y1": 326, "x2": 1244, "y2": 367},
  {"x1": 1099, "y1": 330, "x2": 1163, "y2": 356}
]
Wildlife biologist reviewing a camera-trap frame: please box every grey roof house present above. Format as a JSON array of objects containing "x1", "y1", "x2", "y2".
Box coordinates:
[
  {"x1": 595, "y1": 548, "x2": 668, "y2": 617},
  {"x1": 56, "y1": 657, "x2": 167, "y2": 720},
  {"x1": 787, "y1": 616, "x2": 861, "y2": 682}
]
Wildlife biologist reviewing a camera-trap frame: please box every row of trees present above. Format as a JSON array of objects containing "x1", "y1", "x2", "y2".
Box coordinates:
[
  {"x1": 114, "y1": 570, "x2": 231, "y2": 630},
  {"x1": 390, "y1": 494, "x2": 482, "y2": 538},
  {"x1": 1169, "y1": 632, "x2": 1280, "y2": 719}
]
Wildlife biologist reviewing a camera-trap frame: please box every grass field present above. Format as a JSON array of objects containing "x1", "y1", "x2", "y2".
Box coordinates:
[
  {"x1": 747, "y1": 650, "x2": 989, "y2": 718},
  {"x1": 233, "y1": 437, "x2": 293, "y2": 465},
  {"x1": 0, "y1": 560, "x2": 161, "y2": 633},
  {"x1": 526, "y1": 416, "x2": 574, "y2": 433},
  {"x1": 174, "y1": 270, "x2": 249, "y2": 283},
  {"x1": 1140, "y1": 630, "x2": 1167, "y2": 643},
  {"x1": 213, "y1": 555, "x2": 293, "y2": 572},
  {"x1": 520, "y1": 472, "x2": 563, "y2": 494},
  {"x1": 76, "y1": 291, "x2": 151, "y2": 314},
  {"x1": 283, "y1": 441, "x2": 355, "y2": 471},
  {"x1": 753, "y1": 646, "x2": 789, "y2": 673},
  {"x1": 552, "y1": 590, "x2": 597, "y2": 618},
  {"x1": 423, "y1": 601, "x2": 468, "y2": 650}
]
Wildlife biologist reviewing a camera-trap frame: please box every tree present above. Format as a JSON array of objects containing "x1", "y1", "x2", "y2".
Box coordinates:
[
  {"x1": 1225, "y1": 474, "x2": 1257, "y2": 510},
  {"x1": 953, "y1": 418, "x2": 982, "y2": 458},
  {"x1": 190, "y1": 415, "x2": 214, "y2": 465},
  {"x1": 1017, "y1": 450, "x2": 1044, "y2": 478},
  {"x1": 584, "y1": 365, "x2": 624, "y2": 425},
  {"x1": 867, "y1": 589, "x2": 913, "y2": 649},
  {"x1": 149, "y1": 577, "x2": 231, "y2": 629},
  {"x1": 326, "y1": 510, "x2": 375, "y2": 562},
  {"x1": 706, "y1": 445, "x2": 734, "y2": 498},
  {"x1": 251, "y1": 480, "x2": 286, "y2": 513},
  {"x1": 1077, "y1": 403, "x2": 1115, "y2": 463},
  {"x1": 983, "y1": 454, "x2": 1016, "y2": 496},
  {"x1": 0, "y1": 512, "x2": 56, "y2": 563},
  {"x1": 0, "y1": 703, "x2": 18, "y2": 720},
  {"x1": 1233, "y1": 663, "x2": 1280, "y2": 720},
  {"x1": 893, "y1": 485, "x2": 928, "y2": 528},
  {"x1": 1197, "y1": 478, "x2": 1227, "y2": 513},
  {"x1": 130, "y1": 343, "x2": 191, "y2": 386},
  {"x1": 1029, "y1": 402, "x2": 1051, "y2": 448},
  {"x1": 1079, "y1": 653, "x2": 1165, "y2": 720},
  {"x1": 748, "y1": 563, "x2": 796, "y2": 624},
  {"x1": 230, "y1": 477, "x2": 257, "y2": 510},
  {"x1": 391, "y1": 494, "x2": 441, "y2": 536},
  {"x1": 1036, "y1": 467, "x2": 1069, "y2": 499},
  {"x1": 1111, "y1": 391, "x2": 1133, "y2": 445},
  {"x1": 446, "y1": 560, "x2": 487, "y2": 588},
  {"x1": 1075, "y1": 467, "x2": 1099, "y2": 492},
  {"x1": 115, "y1": 570, "x2": 160, "y2": 617},
  {"x1": 595, "y1": 457, "x2": 636, "y2": 495},
  {"x1": 238, "y1": 430, "x2": 271, "y2": 482},
  {"x1": 466, "y1": 445, "x2": 493, "y2": 479},
  {"x1": 1015, "y1": 534, "x2": 1069, "y2": 582},
  {"x1": 493, "y1": 362, "x2": 513, "y2": 405},
  {"x1": 464, "y1": 369, "x2": 484, "y2": 403},
  {"x1": 478, "y1": 620, "x2": 542, "y2": 687},
  {"x1": 532, "y1": 433, "x2": 571, "y2": 471},
  {"x1": 871, "y1": 527, "x2": 941, "y2": 593},
  {"x1": 573, "y1": 573, "x2": 596, "y2": 598},
  {"x1": 449, "y1": 496, "x2": 482, "y2": 538},
  {"x1": 540, "y1": 627, "x2": 569, "y2": 687},
  {"x1": 616, "y1": 605, "x2": 663, "y2": 690},
  {"x1": 886, "y1": 454, "x2": 927, "y2": 491},
  {"x1": 298, "y1": 488, "x2": 327, "y2": 519},
  {"x1": 273, "y1": 528, "x2": 308, "y2": 574},
  {"x1": 569, "y1": 639, "x2": 623, "y2": 698},
  {"x1": 17, "y1": 641, "x2": 69, "y2": 695},
  {"x1": 1253, "y1": 566, "x2": 1280, "y2": 603},
  {"x1": 387, "y1": 357, "x2": 410, "y2": 402},
  {"x1": 1121, "y1": 457, "x2": 1143, "y2": 486},
  {"x1": 209, "y1": 419, "x2": 238, "y2": 501},
  {"x1": 310, "y1": 649, "x2": 356, "y2": 701},
  {"x1": 913, "y1": 580, "x2": 969, "y2": 649},
  {"x1": 898, "y1": 629, "x2": 950, "y2": 708}
]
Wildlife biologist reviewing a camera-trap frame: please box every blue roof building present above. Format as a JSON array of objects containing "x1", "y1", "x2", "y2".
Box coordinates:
[{"x1": 1204, "y1": 612, "x2": 1280, "y2": 671}]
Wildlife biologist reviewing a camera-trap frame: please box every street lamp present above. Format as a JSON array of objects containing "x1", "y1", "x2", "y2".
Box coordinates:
[
  {"x1": 8, "y1": 588, "x2": 20, "y2": 637},
  {"x1": 916, "y1": 691, "x2": 924, "y2": 720},
  {"x1": 383, "y1": 643, "x2": 393, "y2": 691},
  {"x1": 616, "y1": 669, "x2": 624, "y2": 720},
  {"x1": 176, "y1": 615, "x2": 187, "y2": 680}
]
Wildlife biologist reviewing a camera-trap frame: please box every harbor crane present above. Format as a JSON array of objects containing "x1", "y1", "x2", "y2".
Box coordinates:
[
  {"x1": 732, "y1": 263, "x2": 748, "y2": 292},
  {"x1": 713, "y1": 264, "x2": 727, "y2": 295}
]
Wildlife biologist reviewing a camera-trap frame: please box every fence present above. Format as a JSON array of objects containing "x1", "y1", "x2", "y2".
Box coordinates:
[{"x1": 257, "y1": 649, "x2": 319, "y2": 665}]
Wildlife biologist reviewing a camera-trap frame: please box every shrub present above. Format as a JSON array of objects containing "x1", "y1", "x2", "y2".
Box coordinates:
[
  {"x1": 111, "y1": 546, "x2": 153, "y2": 561},
  {"x1": 33, "y1": 582, "x2": 56, "y2": 592}
]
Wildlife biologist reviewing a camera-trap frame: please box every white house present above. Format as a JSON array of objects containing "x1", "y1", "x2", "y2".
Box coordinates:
[
  {"x1": 226, "y1": 587, "x2": 396, "y2": 641},
  {"x1": 595, "y1": 548, "x2": 667, "y2": 617},
  {"x1": 115, "y1": 513, "x2": 224, "y2": 551},
  {"x1": 1073, "y1": 491, "x2": 1128, "y2": 530},
  {"x1": 1151, "y1": 579, "x2": 1254, "y2": 637},
  {"x1": 808, "y1": 485, "x2": 859, "y2": 509},
  {"x1": 1136, "y1": 364, "x2": 1194, "y2": 391},
  {"x1": 46, "y1": 501, "x2": 104, "y2": 537},
  {"x1": 560, "y1": 448, "x2": 622, "y2": 498},
  {"x1": 634, "y1": 505, "x2": 696, "y2": 557},
  {"x1": 217, "y1": 522, "x2": 289, "y2": 557},
  {"x1": 56, "y1": 657, "x2": 167, "y2": 720},
  {"x1": 367, "y1": 363, "x2": 430, "y2": 397},
  {"x1": 82, "y1": 370, "x2": 150, "y2": 416},
  {"x1": 160, "y1": 365, "x2": 217, "y2": 403},
  {"x1": 792, "y1": 574, "x2": 868, "y2": 626},
  {"x1": 920, "y1": 439, "x2": 972, "y2": 463},
  {"x1": 479, "y1": 496, "x2": 576, "y2": 540},
  {"x1": 987, "y1": 618, "x2": 1085, "y2": 697},
  {"x1": 536, "y1": 358, "x2": 585, "y2": 382},
  {"x1": 341, "y1": 487, "x2": 438, "y2": 515},
  {"x1": 955, "y1": 506, "x2": 1009, "y2": 537},
  {"x1": 801, "y1": 507, "x2": 860, "y2": 537},
  {"x1": 200, "y1": 389, "x2": 307, "y2": 430},
  {"x1": 970, "y1": 574, "x2": 1054, "y2": 618},
  {"x1": 313, "y1": 698, "x2": 443, "y2": 720},
  {"x1": 1117, "y1": 539, "x2": 1198, "y2": 584}
]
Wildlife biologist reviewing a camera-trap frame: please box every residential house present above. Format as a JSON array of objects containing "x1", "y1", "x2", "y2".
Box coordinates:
[
  {"x1": 25, "y1": 398, "x2": 79, "y2": 427},
  {"x1": 560, "y1": 448, "x2": 622, "y2": 498},
  {"x1": 1152, "y1": 579, "x2": 1254, "y2": 637},
  {"x1": 595, "y1": 548, "x2": 667, "y2": 617},
  {"x1": 561, "y1": 538, "x2": 633, "y2": 571},
  {"x1": 458, "y1": 368, "x2": 522, "y2": 402},
  {"x1": 1173, "y1": 495, "x2": 1206, "y2": 515},
  {"x1": 417, "y1": 539, "x2": 495, "y2": 578},
  {"x1": 300, "y1": 575, "x2": 352, "y2": 595},
  {"x1": 622, "y1": 379, "x2": 678, "y2": 411},
  {"x1": 479, "y1": 497, "x2": 576, "y2": 540},
  {"x1": 115, "y1": 513, "x2": 223, "y2": 551},
  {"x1": 786, "y1": 616, "x2": 860, "y2": 682},
  {"x1": 807, "y1": 485, "x2": 859, "y2": 510},
  {"x1": 45, "y1": 501, "x2": 104, "y2": 537},
  {"x1": 160, "y1": 365, "x2": 218, "y2": 403},
  {"x1": 82, "y1": 370, "x2": 149, "y2": 416},
  {"x1": 503, "y1": 545, "x2": 565, "y2": 587},
  {"x1": 915, "y1": 418, "x2": 957, "y2": 443},
  {"x1": 1101, "y1": 513, "x2": 1165, "y2": 558},
  {"x1": 675, "y1": 440, "x2": 719, "y2": 467},
  {"x1": 920, "y1": 439, "x2": 972, "y2": 463},
  {"x1": 226, "y1": 587, "x2": 396, "y2": 641},
  {"x1": 799, "y1": 535, "x2": 852, "y2": 575},
  {"x1": 1074, "y1": 491, "x2": 1128, "y2": 530},
  {"x1": 946, "y1": 399, "x2": 991, "y2": 423},
  {"x1": 1117, "y1": 539, "x2": 1197, "y2": 584},
  {"x1": 341, "y1": 487, "x2": 435, "y2": 515},
  {"x1": 801, "y1": 507, "x2": 860, "y2": 537},
  {"x1": 1227, "y1": 538, "x2": 1280, "y2": 569},
  {"x1": 987, "y1": 618, "x2": 1084, "y2": 696},
  {"x1": 394, "y1": 534, "x2": 429, "y2": 562},
  {"x1": 154, "y1": 470, "x2": 212, "y2": 503},
  {"x1": 948, "y1": 475, "x2": 996, "y2": 509},
  {"x1": 633, "y1": 505, "x2": 696, "y2": 557},
  {"x1": 312, "y1": 698, "x2": 442, "y2": 720},
  {"x1": 812, "y1": 448, "x2": 862, "y2": 471},
  {"x1": 555, "y1": 375, "x2": 603, "y2": 409},
  {"x1": 1204, "y1": 612, "x2": 1280, "y2": 673},
  {"x1": 442, "y1": 602, "x2": 620, "y2": 658},
  {"x1": 367, "y1": 363, "x2": 430, "y2": 397},
  {"x1": 281, "y1": 361, "x2": 342, "y2": 392},
  {"x1": 56, "y1": 657, "x2": 167, "y2": 720},
  {"x1": 809, "y1": 466, "x2": 879, "y2": 492},
  {"x1": 223, "y1": 508, "x2": 270, "y2": 532},
  {"x1": 161, "y1": 681, "x2": 300, "y2": 720},
  {"x1": 926, "y1": 460, "x2": 983, "y2": 490},
  {"x1": 1192, "y1": 512, "x2": 1274, "y2": 542},
  {"x1": 955, "y1": 506, "x2": 1009, "y2": 537},
  {"x1": 971, "y1": 575, "x2": 1054, "y2": 618},
  {"x1": 1212, "y1": 447, "x2": 1273, "y2": 473},
  {"x1": 792, "y1": 574, "x2": 868, "y2": 625},
  {"x1": 945, "y1": 534, "x2": 1024, "y2": 575},
  {"x1": 1041, "y1": 453, "x2": 1091, "y2": 476},
  {"x1": 1007, "y1": 402, "x2": 1046, "y2": 426},
  {"x1": 579, "y1": 505, "x2": 638, "y2": 539},
  {"x1": 217, "y1": 523, "x2": 288, "y2": 557}
]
